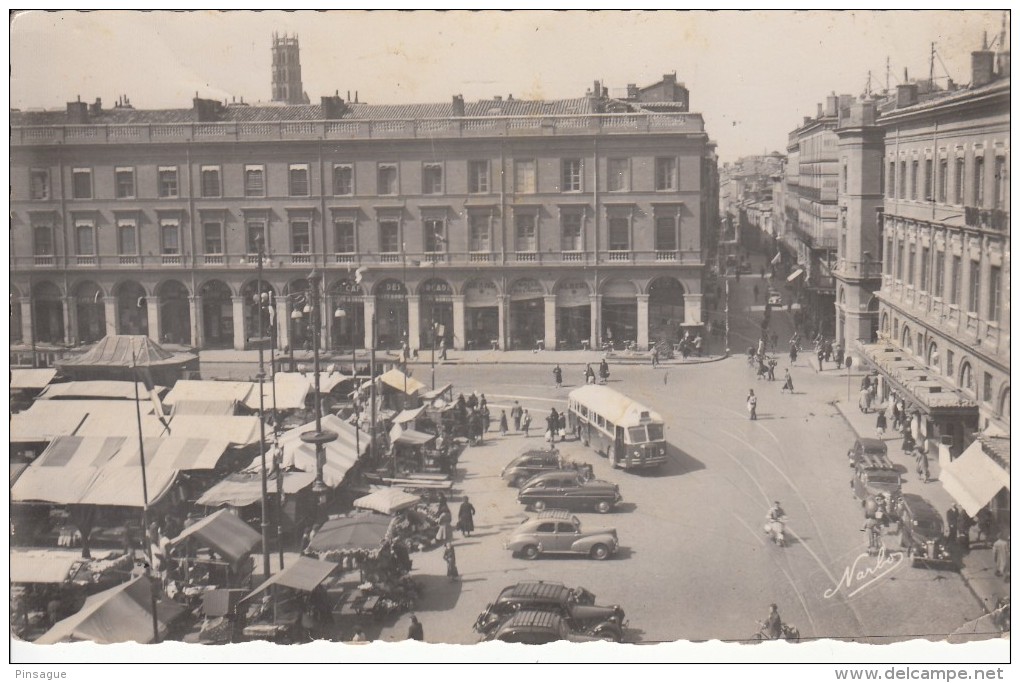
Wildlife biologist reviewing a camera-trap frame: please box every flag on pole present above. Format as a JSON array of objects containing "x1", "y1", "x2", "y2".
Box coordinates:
[{"x1": 771, "y1": 251, "x2": 782, "y2": 266}]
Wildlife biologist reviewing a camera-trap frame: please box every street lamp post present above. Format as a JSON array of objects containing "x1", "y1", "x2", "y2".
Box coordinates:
[
  {"x1": 334, "y1": 295, "x2": 360, "y2": 464},
  {"x1": 252, "y1": 238, "x2": 272, "y2": 582}
]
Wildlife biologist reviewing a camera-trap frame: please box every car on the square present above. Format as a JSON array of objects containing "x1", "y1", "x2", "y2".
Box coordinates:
[
  {"x1": 851, "y1": 451, "x2": 902, "y2": 504},
  {"x1": 501, "y1": 449, "x2": 564, "y2": 488},
  {"x1": 767, "y1": 289, "x2": 783, "y2": 306},
  {"x1": 484, "y1": 609, "x2": 621, "y2": 644},
  {"x1": 895, "y1": 493, "x2": 955, "y2": 569},
  {"x1": 505, "y1": 509, "x2": 618, "y2": 560},
  {"x1": 473, "y1": 580, "x2": 626, "y2": 641},
  {"x1": 517, "y1": 470, "x2": 621, "y2": 513},
  {"x1": 847, "y1": 437, "x2": 890, "y2": 467}
]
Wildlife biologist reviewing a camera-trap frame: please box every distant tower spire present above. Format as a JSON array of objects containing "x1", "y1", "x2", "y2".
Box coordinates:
[{"x1": 271, "y1": 33, "x2": 309, "y2": 104}]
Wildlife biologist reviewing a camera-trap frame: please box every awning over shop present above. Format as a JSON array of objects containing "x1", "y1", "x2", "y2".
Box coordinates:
[
  {"x1": 244, "y1": 555, "x2": 338, "y2": 600},
  {"x1": 75, "y1": 413, "x2": 261, "y2": 447},
  {"x1": 171, "y1": 400, "x2": 238, "y2": 416},
  {"x1": 10, "y1": 549, "x2": 83, "y2": 584},
  {"x1": 10, "y1": 368, "x2": 58, "y2": 390},
  {"x1": 28, "y1": 434, "x2": 232, "y2": 472},
  {"x1": 857, "y1": 343, "x2": 979, "y2": 417},
  {"x1": 353, "y1": 488, "x2": 420, "y2": 515},
  {"x1": 10, "y1": 400, "x2": 138, "y2": 443},
  {"x1": 375, "y1": 368, "x2": 427, "y2": 397},
  {"x1": 307, "y1": 513, "x2": 393, "y2": 553},
  {"x1": 940, "y1": 439, "x2": 1011, "y2": 517},
  {"x1": 12, "y1": 463, "x2": 178, "y2": 508},
  {"x1": 195, "y1": 470, "x2": 315, "y2": 508},
  {"x1": 37, "y1": 381, "x2": 166, "y2": 401},
  {"x1": 35, "y1": 574, "x2": 186, "y2": 645},
  {"x1": 421, "y1": 383, "x2": 453, "y2": 403},
  {"x1": 787, "y1": 268, "x2": 804, "y2": 282},
  {"x1": 265, "y1": 373, "x2": 311, "y2": 410},
  {"x1": 169, "y1": 509, "x2": 261, "y2": 564},
  {"x1": 393, "y1": 429, "x2": 436, "y2": 447},
  {"x1": 164, "y1": 380, "x2": 256, "y2": 408},
  {"x1": 393, "y1": 406, "x2": 426, "y2": 425}
]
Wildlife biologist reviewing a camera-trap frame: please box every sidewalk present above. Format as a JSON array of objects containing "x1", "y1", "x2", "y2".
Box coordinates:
[{"x1": 832, "y1": 398, "x2": 1008, "y2": 620}]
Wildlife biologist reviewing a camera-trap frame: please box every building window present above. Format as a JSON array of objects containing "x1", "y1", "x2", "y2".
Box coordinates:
[
  {"x1": 376, "y1": 164, "x2": 397, "y2": 196},
  {"x1": 608, "y1": 217, "x2": 629, "y2": 251},
  {"x1": 515, "y1": 214, "x2": 537, "y2": 252},
  {"x1": 113, "y1": 168, "x2": 135, "y2": 200},
  {"x1": 923, "y1": 159, "x2": 933, "y2": 200},
  {"x1": 289, "y1": 220, "x2": 310, "y2": 253},
  {"x1": 201, "y1": 166, "x2": 221, "y2": 198},
  {"x1": 920, "y1": 246, "x2": 930, "y2": 291},
  {"x1": 655, "y1": 216, "x2": 677, "y2": 251},
  {"x1": 515, "y1": 160, "x2": 536, "y2": 194},
  {"x1": 907, "y1": 244, "x2": 915, "y2": 285},
  {"x1": 885, "y1": 237, "x2": 894, "y2": 274},
  {"x1": 75, "y1": 220, "x2": 96, "y2": 255},
  {"x1": 203, "y1": 221, "x2": 223, "y2": 254},
  {"x1": 983, "y1": 372, "x2": 993, "y2": 402},
  {"x1": 993, "y1": 156, "x2": 1006, "y2": 209},
  {"x1": 288, "y1": 164, "x2": 310, "y2": 197},
  {"x1": 158, "y1": 167, "x2": 179, "y2": 198},
  {"x1": 937, "y1": 159, "x2": 948, "y2": 203},
  {"x1": 332, "y1": 164, "x2": 353, "y2": 196},
  {"x1": 117, "y1": 220, "x2": 137, "y2": 255},
  {"x1": 469, "y1": 214, "x2": 490, "y2": 252},
  {"x1": 960, "y1": 362, "x2": 974, "y2": 395},
  {"x1": 561, "y1": 213, "x2": 582, "y2": 251},
  {"x1": 896, "y1": 242, "x2": 904, "y2": 280},
  {"x1": 334, "y1": 220, "x2": 355, "y2": 253},
  {"x1": 950, "y1": 255, "x2": 961, "y2": 305},
  {"x1": 379, "y1": 220, "x2": 400, "y2": 253},
  {"x1": 886, "y1": 161, "x2": 895, "y2": 198},
  {"x1": 973, "y1": 156, "x2": 985, "y2": 206},
  {"x1": 33, "y1": 225, "x2": 53, "y2": 255},
  {"x1": 933, "y1": 250, "x2": 945, "y2": 298},
  {"x1": 561, "y1": 159, "x2": 582, "y2": 192},
  {"x1": 988, "y1": 265, "x2": 1001, "y2": 322},
  {"x1": 72, "y1": 168, "x2": 92, "y2": 199},
  {"x1": 841, "y1": 160, "x2": 848, "y2": 194},
  {"x1": 608, "y1": 159, "x2": 629, "y2": 192},
  {"x1": 967, "y1": 260, "x2": 981, "y2": 313},
  {"x1": 160, "y1": 220, "x2": 180, "y2": 255},
  {"x1": 30, "y1": 169, "x2": 49, "y2": 200},
  {"x1": 910, "y1": 160, "x2": 918, "y2": 200},
  {"x1": 946, "y1": 349, "x2": 954, "y2": 376},
  {"x1": 246, "y1": 221, "x2": 266, "y2": 254},
  {"x1": 424, "y1": 218, "x2": 446, "y2": 252},
  {"x1": 422, "y1": 164, "x2": 443, "y2": 195},
  {"x1": 898, "y1": 161, "x2": 906, "y2": 199},
  {"x1": 954, "y1": 158, "x2": 965, "y2": 204},
  {"x1": 244, "y1": 165, "x2": 266, "y2": 197},
  {"x1": 468, "y1": 161, "x2": 489, "y2": 194},
  {"x1": 655, "y1": 157, "x2": 677, "y2": 191}
]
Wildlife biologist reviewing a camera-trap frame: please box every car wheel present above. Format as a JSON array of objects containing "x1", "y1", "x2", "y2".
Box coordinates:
[
  {"x1": 522, "y1": 545, "x2": 540, "y2": 560},
  {"x1": 595, "y1": 500, "x2": 612, "y2": 514},
  {"x1": 590, "y1": 544, "x2": 610, "y2": 560},
  {"x1": 532, "y1": 500, "x2": 546, "y2": 512},
  {"x1": 593, "y1": 626, "x2": 622, "y2": 642},
  {"x1": 512, "y1": 475, "x2": 526, "y2": 488}
]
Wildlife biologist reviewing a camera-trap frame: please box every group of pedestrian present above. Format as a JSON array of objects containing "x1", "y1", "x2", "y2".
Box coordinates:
[{"x1": 859, "y1": 374, "x2": 877, "y2": 413}]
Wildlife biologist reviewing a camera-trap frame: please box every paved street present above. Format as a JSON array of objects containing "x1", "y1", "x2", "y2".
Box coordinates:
[{"x1": 371, "y1": 271, "x2": 984, "y2": 645}]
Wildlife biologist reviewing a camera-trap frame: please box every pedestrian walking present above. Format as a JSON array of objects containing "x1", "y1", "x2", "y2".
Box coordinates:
[
  {"x1": 859, "y1": 387, "x2": 872, "y2": 413},
  {"x1": 511, "y1": 401, "x2": 523, "y2": 431},
  {"x1": 834, "y1": 342, "x2": 844, "y2": 369},
  {"x1": 457, "y1": 497, "x2": 475, "y2": 537},
  {"x1": 552, "y1": 364, "x2": 563, "y2": 389},
  {"x1": 914, "y1": 446, "x2": 930, "y2": 483},
  {"x1": 781, "y1": 369, "x2": 794, "y2": 393},
  {"x1": 746, "y1": 389, "x2": 758, "y2": 420},
  {"x1": 435, "y1": 508, "x2": 453, "y2": 544},
  {"x1": 439, "y1": 338, "x2": 447, "y2": 360},
  {"x1": 753, "y1": 284, "x2": 760, "y2": 302},
  {"x1": 651, "y1": 347, "x2": 659, "y2": 367},
  {"x1": 993, "y1": 532, "x2": 1010, "y2": 580},
  {"x1": 558, "y1": 412, "x2": 567, "y2": 441},
  {"x1": 585, "y1": 364, "x2": 596, "y2": 385},
  {"x1": 694, "y1": 335, "x2": 704, "y2": 357},
  {"x1": 498, "y1": 410, "x2": 508, "y2": 437},
  {"x1": 891, "y1": 401, "x2": 902, "y2": 432},
  {"x1": 599, "y1": 358, "x2": 610, "y2": 384},
  {"x1": 816, "y1": 346, "x2": 825, "y2": 371},
  {"x1": 481, "y1": 405, "x2": 491, "y2": 433},
  {"x1": 875, "y1": 410, "x2": 887, "y2": 437},
  {"x1": 946, "y1": 504, "x2": 960, "y2": 544},
  {"x1": 443, "y1": 543, "x2": 459, "y2": 580},
  {"x1": 407, "y1": 615, "x2": 424, "y2": 641},
  {"x1": 767, "y1": 357, "x2": 777, "y2": 381},
  {"x1": 521, "y1": 409, "x2": 532, "y2": 437},
  {"x1": 789, "y1": 342, "x2": 798, "y2": 365},
  {"x1": 546, "y1": 408, "x2": 559, "y2": 443}
]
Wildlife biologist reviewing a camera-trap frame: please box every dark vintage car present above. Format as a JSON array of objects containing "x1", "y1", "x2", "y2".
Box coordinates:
[
  {"x1": 896, "y1": 493, "x2": 955, "y2": 569},
  {"x1": 517, "y1": 470, "x2": 621, "y2": 514},
  {"x1": 847, "y1": 437, "x2": 890, "y2": 467},
  {"x1": 501, "y1": 449, "x2": 564, "y2": 488},
  {"x1": 851, "y1": 451, "x2": 902, "y2": 504},
  {"x1": 484, "y1": 609, "x2": 620, "y2": 644},
  {"x1": 473, "y1": 580, "x2": 625, "y2": 641}
]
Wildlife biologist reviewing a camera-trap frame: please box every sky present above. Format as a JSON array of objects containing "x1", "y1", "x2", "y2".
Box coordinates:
[{"x1": 9, "y1": 9, "x2": 1008, "y2": 161}]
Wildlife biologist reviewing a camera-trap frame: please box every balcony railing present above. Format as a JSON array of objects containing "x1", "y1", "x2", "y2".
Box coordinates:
[
  {"x1": 562, "y1": 252, "x2": 584, "y2": 262},
  {"x1": 606, "y1": 251, "x2": 631, "y2": 262},
  {"x1": 161, "y1": 254, "x2": 182, "y2": 266},
  {"x1": 291, "y1": 252, "x2": 312, "y2": 265},
  {"x1": 655, "y1": 250, "x2": 678, "y2": 262},
  {"x1": 836, "y1": 259, "x2": 884, "y2": 279},
  {"x1": 118, "y1": 255, "x2": 139, "y2": 265},
  {"x1": 514, "y1": 252, "x2": 537, "y2": 262},
  {"x1": 203, "y1": 254, "x2": 224, "y2": 265},
  {"x1": 33, "y1": 255, "x2": 55, "y2": 266},
  {"x1": 469, "y1": 252, "x2": 493, "y2": 263},
  {"x1": 335, "y1": 253, "x2": 356, "y2": 264},
  {"x1": 12, "y1": 112, "x2": 705, "y2": 147}
]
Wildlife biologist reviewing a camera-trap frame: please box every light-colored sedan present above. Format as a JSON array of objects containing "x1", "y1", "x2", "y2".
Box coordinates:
[{"x1": 505, "y1": 509, "x2": 619, "y2": 560}]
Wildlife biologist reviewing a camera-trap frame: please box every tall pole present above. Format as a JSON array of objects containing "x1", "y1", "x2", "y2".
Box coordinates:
[
  {"x1": 131, "y1": 346, "x2": 160, "y2": 644},
  {"x1": 254, "y1": 238, "x2": 271, "y2": 581},
  {"x1": 268, "y1": 289, "x2": 284, "y2": 571},
  {"x1": 724, "y1": 279, "x2": 731, "y2": 354},
  {"x1": 369, "y1": 313, "x2": 379, "y2": 478},
  {"x1": 301, "y1": 272, "x2": 337, "y2": 523},
  {"x1": 431, "y1": 249, "x2": 437, "y2": 391}
]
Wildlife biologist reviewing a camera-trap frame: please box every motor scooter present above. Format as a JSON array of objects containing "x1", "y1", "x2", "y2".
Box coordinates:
[
  {"x1": 754, "y1": 620, "x2": 800, "y2": 641},
  {"x1": 763, "y1": 517, "x2": 787, "y2": 547}
]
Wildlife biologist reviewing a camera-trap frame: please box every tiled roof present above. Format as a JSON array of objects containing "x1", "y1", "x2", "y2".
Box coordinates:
[
  {"x1": 978, "y1": 434, "x2": 1010, "y2": 470},
  {"x1": 11, "y1": 97, "x2": 597, "y2": 126}
]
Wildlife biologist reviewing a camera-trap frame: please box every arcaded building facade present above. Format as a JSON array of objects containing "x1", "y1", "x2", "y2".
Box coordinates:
[{"x1": 10, "y1": 66, "x2": 717, "y2": 354}]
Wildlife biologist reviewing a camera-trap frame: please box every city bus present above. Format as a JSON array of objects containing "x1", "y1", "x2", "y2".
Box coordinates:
[{"x1": 566, "y1": 385, "x2": 668, "y2": 470}]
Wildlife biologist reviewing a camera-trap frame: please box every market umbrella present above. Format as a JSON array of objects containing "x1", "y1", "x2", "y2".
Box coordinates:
[
  {"x1": 353, "y1": 488, "x2": 420, "y2": 515},
  {"x1": 306, "y1": 512, "x2": 393, "y2": 553}
]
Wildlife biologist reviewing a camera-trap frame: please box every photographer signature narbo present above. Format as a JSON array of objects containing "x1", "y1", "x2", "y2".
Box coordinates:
[{"x1": 824, "y1": 546, "x2": 905, "y2": 599}]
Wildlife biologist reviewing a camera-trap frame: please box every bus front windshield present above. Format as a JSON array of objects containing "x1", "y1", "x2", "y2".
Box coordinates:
[{"x1": 646, "y1": 424, "x2": 664, "y2": 441}]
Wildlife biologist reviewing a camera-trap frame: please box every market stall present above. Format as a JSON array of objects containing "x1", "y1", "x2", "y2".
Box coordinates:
[
  {"x1": 238, "y1": 555, "x2": 341, "y2": 643},
  {"x1": 55, "y1": 335, "x2": 197, "y2": 386}
]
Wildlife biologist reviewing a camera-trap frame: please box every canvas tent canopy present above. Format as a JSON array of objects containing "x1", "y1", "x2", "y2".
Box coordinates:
[
  {"x1": 10, "y1": 368, "x2": 58, "y2": 390},
  {"x1": 56, "y1": 335, "x2": 197, "y2": 383},
  {"x1": 170, "y1": 509, "x2": 262, "y2": 565},
  {"x1": 353, "y1": 488, "x2": 420, "y2": 515},
  {"x1": 264, "y1": 414, "x2": 368, "y2": 488},
  {"x1": 243, "y1": 556, "x2": 338, "y2": 601},
  {"x1": 195, "y1": 469, "x2": 316, "y2": 508},
  {"x1": 35, "y1": 574, "x2": 186, "y2": 645},
  {"x1": 306, "y1": 513, "x2": 393, "y2": 553},
  {"x1": 10, "y1": 549, "x2": 84, "y2": 584},
  {"x1": 10, "y1": 400, "x2": 137, "y2": 443},
  {"x1": 171, "y1": 400, "x2": 238, "y2": 416},
  {"x1": 164, "y1": 380, "x2": 257, "y2": 407},
  {"x1": 37, "y1": 381, "x2": 166, "y2": 401},
  {"x1": 367, "y1": 368, "x2": 428, "y2": 397}
]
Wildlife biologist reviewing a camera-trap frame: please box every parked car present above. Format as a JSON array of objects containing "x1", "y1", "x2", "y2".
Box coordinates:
[
  {"x1": 501, "y1": 449, "x2": 564, "y2": 488},
  {"x1": 896, "y1": 493, "x2": 955, "y2": 569},
  {"x1": 847, "y1": 437, "x2": 889, "y2": 467},
  {"x1": 505, "y1": 509, "x2": 618, "y2": 560},
  {"x1": 484, "y1": 609, "x2": 621, "y2": 644},
  {"x1": 850, "y1": 443, "x2": 902, "y2": 504},
  {"x1": 517, "y1": 470, "x2": 622, "y2": 514},
  {"x1": 473, "y1": 580, "x2": 625, "y2": 640},
  {"x1": 766, "y1": 289, "x2": 783, "y2": 306}
]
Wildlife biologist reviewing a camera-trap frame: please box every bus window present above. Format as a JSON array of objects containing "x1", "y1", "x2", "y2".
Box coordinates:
[
  {"x1": 646, "y1": 424, "x2": 664, "y2": 441},
  {"x1": 580, "y1": 406, "x2": 587, "y2": 418},
  {"x1": 596, "y1": 415, "x2": 604, "y2": 428},
  {"x1": 627, "y1": 426, "x2": 646, "y2": 443}
]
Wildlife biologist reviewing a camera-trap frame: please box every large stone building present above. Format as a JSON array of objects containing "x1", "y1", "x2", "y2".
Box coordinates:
[{"x1": 10, "y1": 42, "x2": 718, "y2": 354}]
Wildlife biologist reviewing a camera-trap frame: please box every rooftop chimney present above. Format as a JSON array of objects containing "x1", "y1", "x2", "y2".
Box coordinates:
[
  {"x1": 626, "y1": 83, "x2": 639, "y2": 99},
  {"x1": 89, "y1": 97, "x2": 103, "y2": 116},
  {"x1": 972, "y1": 49, "x2": 996, "y2": 87},
  {"x1": 452, "y1": 94, "x2": 465, "y2": 117},
  {"x1": 825, "y1": 94, "x2": 838, "y2": 117},
  {"x1": 997, "y1": 51, "x2": 1010, "y2": 78},
  {"x1": 193, "y1": 96, "x2": 226, "y2": 122},
  {"x1": 593, "y1": 80, "x2": 601, "y2": 98},
  {"x1": 66, "y1": 97, "x2": 88, "y2": 124},
  {"x1": 663, "y1": 72, "x2": 677, "y2": 85},
  {"x1": 320, "y1": 94, "x2": 347, "y2": 119},
  {"x1": 816, "y1": 102, "x2": 823, "y2": 118},
  {"x1": 896, "y1": 83, "x2": 918, "y2": 108}
]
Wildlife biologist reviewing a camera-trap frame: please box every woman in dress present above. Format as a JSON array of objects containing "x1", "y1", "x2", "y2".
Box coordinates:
[{"x1": 457, "y1": 497, "x2": 476, "y2": 538}]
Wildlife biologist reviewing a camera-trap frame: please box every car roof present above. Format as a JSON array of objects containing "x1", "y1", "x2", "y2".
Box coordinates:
[
  {"x1": 519, "y1": 448, "x2": 560, "y2": 459},
  {"x1": 899, "y1": 493, "x2": 942, "y2": 522},
  {"x1": 856, "y1": 452, "x2": 896, "y2": 470},
  {"x1": 526, "y1": 470, "x2": 581, "y2": 482},
  {"x1": 856, "y1": 438, "x2": 888, "y2": 451},
  {"x1": 499, "y1": 609, "x2": 564, "y2": 631},
  {"x1": 534, "y1": 509, "x2": 579, "y2": 522},
  {"x1": 499, "y1": 581, "x2": 570, "y2": 601}
]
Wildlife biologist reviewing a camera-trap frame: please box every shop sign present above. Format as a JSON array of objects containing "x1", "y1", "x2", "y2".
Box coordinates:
[
  {"x1": 510, "y1": 278, "x2": 544, "y2": 300},
  {"x1": 421, "y1": 280, "x2": 453, "y2": 299},
  {"x1": 555, "y1": 279, "x2": 591, "y2": 307},
  {"x1": 376, "y1": 280, "x2": 407, "y2": 299},
  {"x1": 464, "y1": 280, "x2": 498, "y2": 307}
]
